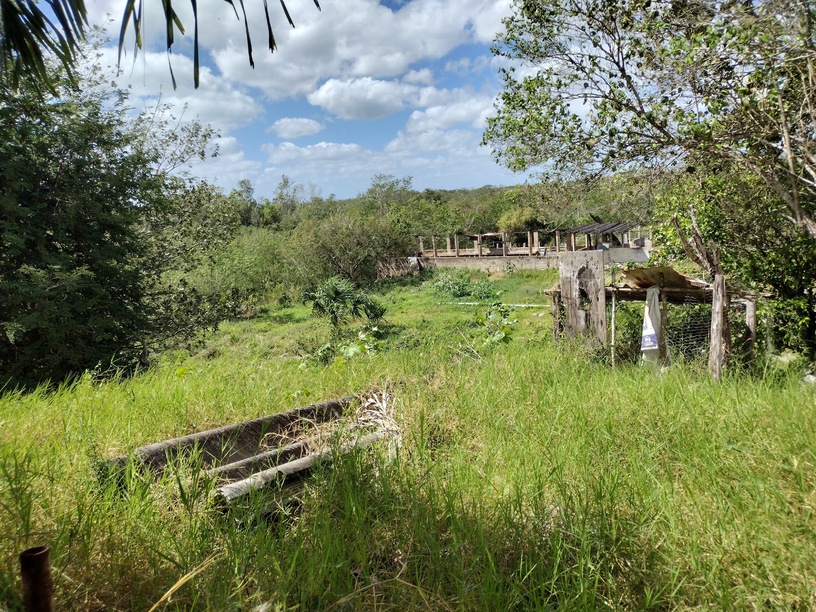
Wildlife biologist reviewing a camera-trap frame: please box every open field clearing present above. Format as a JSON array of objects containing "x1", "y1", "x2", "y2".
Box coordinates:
[{"x1": 1, "y1": 271, "x2": 815, "y2": 610}]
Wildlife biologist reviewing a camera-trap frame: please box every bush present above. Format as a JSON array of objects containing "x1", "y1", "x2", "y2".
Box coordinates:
[{"x1": 431, "y1": 271, "x2": 499, "y2": 300}]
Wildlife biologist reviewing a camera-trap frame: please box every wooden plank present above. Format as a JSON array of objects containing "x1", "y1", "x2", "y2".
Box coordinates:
[
  {"x1": 204, "y1": 441, "x2": 309, "y2": 482},
  {"x1": 109, "y1": 398, "x2": 350, "y2": 476},
  {"x1": 216, "y1": 429, "x2": 390, "y2": 503}
]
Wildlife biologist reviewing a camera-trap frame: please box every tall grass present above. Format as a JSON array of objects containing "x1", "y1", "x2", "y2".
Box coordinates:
[{"x1": 1, "y1": 272, "x2": 814, "y2": 609}]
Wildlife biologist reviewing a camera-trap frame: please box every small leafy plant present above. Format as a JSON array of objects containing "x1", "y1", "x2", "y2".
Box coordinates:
[
  {"x1": 303, "y1": 277, "x2": 386, "y2": 330},
  {"x1": 479, "y1": 302, "x2": 517, "y2": 345}
]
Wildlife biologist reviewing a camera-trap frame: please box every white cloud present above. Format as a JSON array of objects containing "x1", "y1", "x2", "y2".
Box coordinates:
[
  {"x1": 263, "y1": 141, "x2": 364, "y2": 163},
  {"x1": 268, "y1": 117, "x2": 325, "y2": 138},
  {"x1": 307, "y1": 77, "x2": 415, "y2": 119},
  {"x1": 193, "y1": 136, "x2": 262, "y2": 189},
  {"x1": 403, "y1": 68, "x2": 435, "y2": 85},
  {"x1": 77, "y1": 0, "x2": 524, "y2": 198},
  {"x1": 404, "y1": 95, "x2": 496, "y2": 132},
  {"x1": 89, "y1": 48, "x2": 262, "y2": 132}
]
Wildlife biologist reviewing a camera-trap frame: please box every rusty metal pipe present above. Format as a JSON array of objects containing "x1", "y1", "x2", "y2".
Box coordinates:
[{"x1": 20, "y1": 546, "x2": 53, "y2": 612}]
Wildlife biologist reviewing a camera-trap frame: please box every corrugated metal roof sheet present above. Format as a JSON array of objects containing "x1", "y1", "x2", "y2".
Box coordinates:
[
  {"x1": 565, "y1": 221, "x2": 631, "y2": 234},
  {"x1": 619, "y1": 266, "x2": 710, "y2": 290}
]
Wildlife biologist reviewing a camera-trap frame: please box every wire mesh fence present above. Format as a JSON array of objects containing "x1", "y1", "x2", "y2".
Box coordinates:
[{"x1": 611, "y1": 296, "x2": 750, "y2": 365}]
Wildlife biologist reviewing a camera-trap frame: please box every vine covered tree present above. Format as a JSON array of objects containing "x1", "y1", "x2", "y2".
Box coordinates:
[{"x1": 483, "y1": 0, "x2": 816, "y2": 239}]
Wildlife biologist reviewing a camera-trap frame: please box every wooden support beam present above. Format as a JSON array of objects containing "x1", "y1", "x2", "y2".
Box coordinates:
[
  {"x1": 502, "y1": 233, "x2": 508, "y2": 256},
  {"x1": 709, "y1": 274, "x2": 729, "y2": 380},
  {"x1": 745, "y1": 296, "x2": 757, "y2": 363},
  {"x1": 534, "y1": 230, "x2": 540, "y2": 251},
  {"x1": 659, "y1": 285, "x2": 668, "y2": 364},
  {"x1": 418, "y1": 236, "x2": 424, "y2": 254},
  {"x1": 555, "y1": 230, "x2": 560, "y2": 253},
  {"x1": 611, "y1": 290, "x2": 617, "y2": 368},
  {"x1": 446, "y1": 236, "x2": 452, "y2": 254},
  {"x1": 478, "y1": 234, "x2": 483, "y2": 257},
  {"x1": 528, "y1": 231, "x2": 533, "y2": 256},
  {"x1": 432, "y1": 235, "x2": 438, "y2": 258},
  {"x1": 454, "y1": 234, "x2": 460, "y2": 257}
]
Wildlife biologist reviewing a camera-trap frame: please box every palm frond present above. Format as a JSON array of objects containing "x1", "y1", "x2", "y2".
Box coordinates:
[
  {"x1": 117, "y1": 0, "x2": 320, "y2": 89},
  {"x1": 0, "y1": 0, "x2": 88, "y2": 91}
]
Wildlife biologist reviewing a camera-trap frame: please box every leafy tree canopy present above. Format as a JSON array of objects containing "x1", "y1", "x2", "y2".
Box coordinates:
[
  {"x1": 483, "y1": 0, "x2": 816, "y2": 238},
  {"x1": 0, "y1": 62, "x2": 238, "y2": 388}
]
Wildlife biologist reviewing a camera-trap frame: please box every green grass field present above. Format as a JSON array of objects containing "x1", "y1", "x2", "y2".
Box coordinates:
[{"x1": 1, "y1": 270, "x2": 815, "y2": 609}]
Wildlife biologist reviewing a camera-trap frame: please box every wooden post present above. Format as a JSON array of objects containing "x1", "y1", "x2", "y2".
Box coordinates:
[
  {"x1": 555, "y1": 230, "x2": 561, "y2": 253},
  {"x1": 709, "y1": 274, "x2": 729, "y2": 380},
  {"x1": 431, "y1": 235, "x2": 438, "y2": 258},
  {"x1": 745, "y1": 296, "x2": 757, "y2": 363},
  {"x1": 477, "y1": 234, "x2": 483, "y2": 257},
  {"x1": 454, "y1": 234, "x2": 460, "y2": 257},
  {"x1": 534, "y1": 231, "x2": 540, "y2": 252},
  {"x1": 445, "y1": 236, "x2": 452, "y2": 254},
  {"x1": 418, "y1": 236, "x2": 424, "y2": 254},
  {"x1": 610, "y1": 289, "x2": 617, "y2": 367},
  {"x1": 528, "y1": 231, "x2": 533, "y2": 256},
  {"x1": 659, "y1": 284, "x2": 668, "y2": 364},
  {"x1": 502, "y1": 233, "x2": 508, "y2": 256},
  {"x1": 20, "y1": 546, "x2": 53, "y2": 612},
  {"x1": 552, "y1": 292, "x2": 562, "y2": 341}
]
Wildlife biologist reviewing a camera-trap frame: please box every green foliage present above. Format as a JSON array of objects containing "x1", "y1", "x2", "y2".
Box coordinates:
[
  {"x1": 652, "y1": 162, "x2": 816, "y2": 355},
  {"x1": 0, "y1": 65, "x2": 238, "y2": 387},
  {"x1": 484, "y1": 0, "x2": 816, "y2": 239},
  {"x1": 288, "y1": 212, "x2": 414, "y2": 287},
  {"x1": 478, "y1": 302, "x2": 517, "y2": 345},
  {"x1": 303, "y1": 277, "x2": 386, "y2": 329},
  {"x1": 431, "y1": 271, "x2": 499, "y2": 301},
  {"x1": 0, "y1": 73, "x2": 157, "y2": 385},
  {"x1": 2, "y1": 277, "x2": 814, "y2": 609},
  {"x1": 497, "y1": 205, "x2": 541, "y2": 233}
]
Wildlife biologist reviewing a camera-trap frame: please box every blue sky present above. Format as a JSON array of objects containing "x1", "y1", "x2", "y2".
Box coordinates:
[{"x1": 84, "y1": 0, "x2": 527, "y2": 199}]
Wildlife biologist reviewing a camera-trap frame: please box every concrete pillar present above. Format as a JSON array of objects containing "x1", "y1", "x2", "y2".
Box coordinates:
[
  {"x1": 446, "y1": 236, "x2": 452, "y2": 254},
  {"x1": 528, "y1": 231, "x2": 533, "y2": 256},
  {"x1": 477, "y1": 234, "x2": 483, "y2": 257},
  {"x1": 418, "y1": 236, "x2": 424, "y2": 254},
  {"x1": 555, "y1": 230, "x2": 561, "y2": 253},
  {"x1": 432, "y1": 235, "x2": 438, "y2": 258},
  {"x1": 502, "y1": 233, "x2": 508, "y2": 256},
  {"x1": 534, "y1": 231, "x2": 540, "y2": 251}
]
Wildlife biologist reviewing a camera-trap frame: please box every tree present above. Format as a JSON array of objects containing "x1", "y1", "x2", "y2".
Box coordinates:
[
  {"x1": 653, "y1": 161, "x2": 816, "y2": 356},
  {"x1": 0, "y1": 73, "x2": 158, "y2": 385},
  {"x1": 0, "y1": 0, "x2": 318, "y2": 90},
  {"x1": 0, "y1": 65, "x2": 238, "y2": 387},
  {"x1": 483, "y1": 0, "x2": 816, "y2": 239}
]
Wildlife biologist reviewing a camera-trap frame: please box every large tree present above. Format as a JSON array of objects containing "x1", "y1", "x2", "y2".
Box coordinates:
[
  {"x1": 0, "y1": 66, "x2": 238, "y2": 387},
  {"x1": 483, "y1": 0, "x2": 816, "y2": 239}
]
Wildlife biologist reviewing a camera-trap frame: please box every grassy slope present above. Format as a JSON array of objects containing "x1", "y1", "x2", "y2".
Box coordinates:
[{"x1": 1, "y1": 270, "x2": 814, "y2": 610}]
